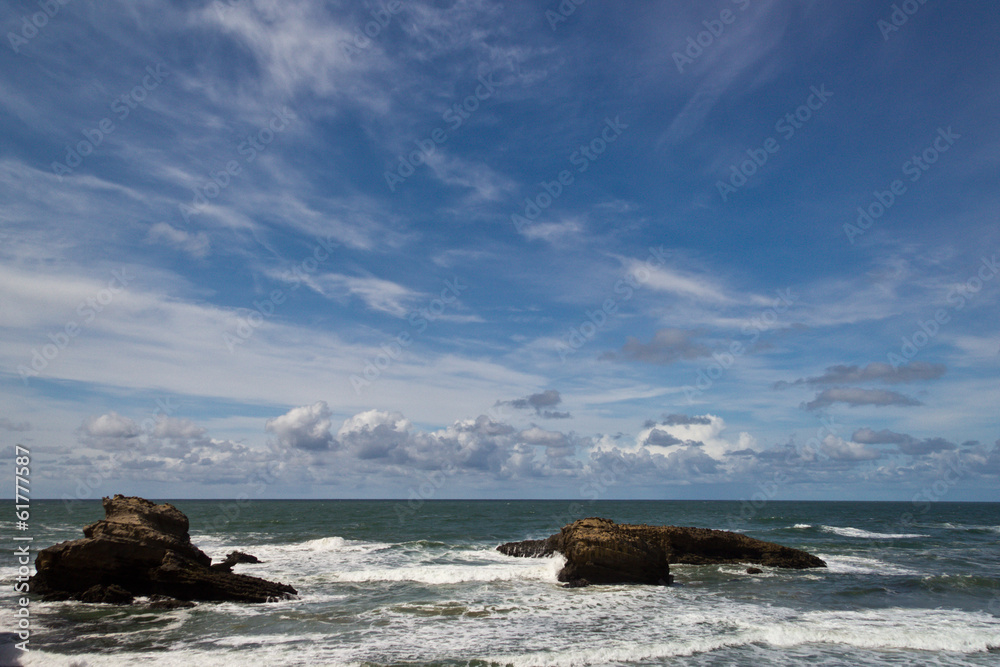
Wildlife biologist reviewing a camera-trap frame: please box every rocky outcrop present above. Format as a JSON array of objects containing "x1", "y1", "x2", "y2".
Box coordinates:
[
  {"x1": 211, "y1": 551, "x2": 262, "y2": 572},
  {"x1": 498, "y1": 517, "x2": 825, "y2": 585},
  {"x1": 30, "y1": 495, "x2": 296, "y2": 604}
]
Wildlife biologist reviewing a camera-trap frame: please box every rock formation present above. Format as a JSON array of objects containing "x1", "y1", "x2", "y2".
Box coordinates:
[
  {"x1": 30, "y1": 495, "x2": 296, "y2": 604},
  {"x1": 211, "y1": 550, "x2": 262, "y2": 572},
  {"x1": 498, "y1": 517, "x2": 825, "y2": 586}
]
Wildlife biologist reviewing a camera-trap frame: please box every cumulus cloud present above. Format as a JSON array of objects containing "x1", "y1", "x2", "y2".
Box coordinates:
[
  {"x1": 632, "y1": 414, "x2": 755, "y2": 461},
  {"x1": 820, "y1": 435, "x2": 882, "y2": 461},
  {"x1": 775, "y1": 361, "x2": 946, "y2": 388},
  {"x1": 81, "y1": 412, "x2": 140, "y2": 439},
  {"x1": 266, "y1": 401, "x2": 337, "y2": 451},
  {"x1": 517, "y1": 426, "x2": 576, "y2": 459},
  {"x1": 602, "y1": 329, "x2": 711, "y2": 365},
  {"x1": 590, "y1": 443, "x2": 721, "y2": 482},
  {"x1": 153, "y1": 416, "x2": 208, "y2": 440},
  {"x1": 333, "y1": 409, "x2": 578, "y2": 477},
  {"x1": 662, "y1": 414, "x2": 712, "y2": 426},
  {"x1": 69, "y1": 411, "x2": 285, "y2": 487},
  {"x1": 337, "y1": 409, "x2": 411, "y2": 461},
  {"x1": 644, "y1": 430, "x2": 685, "y2": 447},
  {"x1": 496, "y1": 389, "x2": 571, "y2": 418},
  {"x1": 803, "y1": 388, "x2": 921, "y2": 410},
  {"x1": 852, "y1": 427, "x2": 957, "y2": 455}
]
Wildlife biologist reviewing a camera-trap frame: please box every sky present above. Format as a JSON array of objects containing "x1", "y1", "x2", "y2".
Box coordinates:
[{"x1": 1, "y1": 0, "x2": 998, "y2": 502}]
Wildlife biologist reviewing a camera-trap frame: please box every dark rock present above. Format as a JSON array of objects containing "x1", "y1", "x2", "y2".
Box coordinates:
[
  {"x1": 746, "y1": 567, "x2": 764, "y2": 574},
  {"x1": 211, "y1": 551, "x2": 262, "y2": 572},
  {"x1": 498, "y1": 517, "x2": 825, "y2": 586},
  {"x1": 77, "y1": 584, "x2": 134, "y2": 604},
  {"x1": 555, "y1": 518, "x2": 673, "y2": 585},
  {"x1": 30, "y1": 494, "x2": 296, "y2": 603},
  {"x1": 496, "y1": 536, "x2": 559, "y2": 558},
  {"x1": 148, "y1": 594, "x2": 196, "y2": 610},
  {"x1": 561, "y1": 578, "x2": 591, "y2": 588}
]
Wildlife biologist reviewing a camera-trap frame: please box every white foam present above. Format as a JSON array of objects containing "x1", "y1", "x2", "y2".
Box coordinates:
[
  {"x1": 820, "y1": 525, "x2": 928, "y2": 540},
  {"x1": 485, "y1": 607, "x2": 1000, "y2": 666},
  {"x1": 298, "y1": 536, "x2": 348, "y2": 551},
  {"x1": 330, "y1": 554, "x2": 565, "y2": 585},
  {"x1": 792, "y1": 524, "x2": 812, "y2": 529},
  {"x1": 821, "y1": 554, "x2": 920, "y2": 576}
]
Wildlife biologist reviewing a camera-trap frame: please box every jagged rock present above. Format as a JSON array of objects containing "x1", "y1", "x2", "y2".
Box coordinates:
[
  {"x1": 77, "y1": 584, "x2": 134, "y2": 604},
  {"x1": 30, "y1": 494, "x2": 296, "y2": 603},
  {"x1": 211, "y1": 551, "x2": 262, "y2": 572},
  {"x1": 496, "y1": 537, "x2": 559, "y2": 558},
  {"x1": 148, "y1": 594, "x2": 196, "y2": 609},
  {"x1": 746, "y1": 567, "x2": 764, "y2": 574},
  {"x1": 498, "y1": 517, "x2": 825, "y2": 585},
  {"x1": 561, "y1": 578, "x2": 591, "y2": 588}
]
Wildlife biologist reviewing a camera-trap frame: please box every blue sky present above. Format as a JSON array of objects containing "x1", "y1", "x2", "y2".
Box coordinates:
[{"x1": 1, "y1": 0, "x2": 998, "y2": 501}]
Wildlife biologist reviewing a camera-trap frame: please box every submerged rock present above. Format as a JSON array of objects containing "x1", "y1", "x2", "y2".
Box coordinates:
[
  {"x1": 498, "y1": 517, "x2": 825, "y2": 585},
  {"x1": 30, "y1": 495, "x2": 296, "y2": 603}
]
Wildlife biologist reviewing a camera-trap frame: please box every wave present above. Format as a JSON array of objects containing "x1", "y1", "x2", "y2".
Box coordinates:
[
  {"x1": 791, "y1": 524, "x2": 812, "y2": 529},
  {"x1": 485, "y1": 607, "x2": 1000, "y2": 666},
  {"x1": 941, "y1": 523, "x2": 1000, "y2": 534},
  {"x1": 820, "y1": 525, "x2": 928, "y2": 540},
  {"x1": 821, "y1": 555, "x2": 920, "y2": 576},
  {"x1": 329, "y1": 554, "x2": 565, "y2": 585}
]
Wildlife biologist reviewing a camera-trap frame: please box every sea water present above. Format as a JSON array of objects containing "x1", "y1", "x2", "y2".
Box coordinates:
[{"x1": 2, "y1": 500, "x2": 999, "y2": 666}]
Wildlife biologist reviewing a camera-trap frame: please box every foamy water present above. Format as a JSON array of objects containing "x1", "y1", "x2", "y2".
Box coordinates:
[{"x1": 3, "y1": 499, "x2": 999, "y2": 666}]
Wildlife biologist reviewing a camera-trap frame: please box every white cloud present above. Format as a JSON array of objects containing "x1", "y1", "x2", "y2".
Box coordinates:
[
  {"x1": 266, "y1": 401, "x2": 336, "y2": 451},
  {"x1": 820, "y1": 435, "x2": 882, "y2": 461},
  {"x1": 81, "y1": 412, "x2": 140, "y2": 439},
  {"x1": 631, "y1": 263, "x2": 733, "y2": 304},
  {"x1": 304, "y1": 273, "x2": 422, "y2": 317},
  {"x1": 518, "y1": 218, "x2": 583, "y2": 243},
  {"x1": 153, "y1": 416, "x2": 208, "y2": 440},
  {"x1": 146, "y1": 222, "x2": 211, "y2": 258},
  {"x1": 632, "y1": 414, "x2": 754, "y2": 461}
]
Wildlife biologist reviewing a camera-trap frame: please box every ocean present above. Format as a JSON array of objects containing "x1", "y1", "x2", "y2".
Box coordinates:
[{"x1": 2, "y1": 499, "x2": 999, "y2": 666}]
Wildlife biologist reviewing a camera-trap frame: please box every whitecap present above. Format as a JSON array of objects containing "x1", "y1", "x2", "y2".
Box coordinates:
[
  {"x1": 329, "y1": 553, "x2": 565, "y2": 585},
  {"x1": 821, "y1": 554, "x2": 920, "y2": 576},
  {"x1": 820, "y1": 525, "x2": 928, "y2": 540}
]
